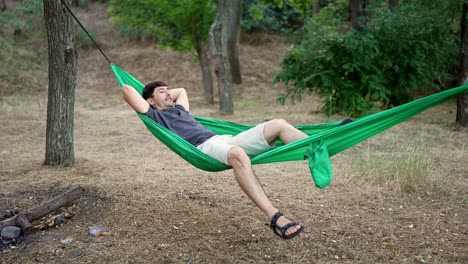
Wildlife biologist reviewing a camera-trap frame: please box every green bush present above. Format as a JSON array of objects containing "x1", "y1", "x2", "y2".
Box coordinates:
[
  {"x1": 370, "y1": 3, "x2": 459, "y2": 106},
  {"x1": 276, "y1": 21, "x2": 387, "y2": 116},
  {"x1": 275, "y1": 0, "x2": 461, "y2": 116}
]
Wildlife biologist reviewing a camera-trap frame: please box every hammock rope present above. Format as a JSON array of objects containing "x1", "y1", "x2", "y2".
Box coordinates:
[
  {"x1": 61, "y1": 0, "x2": 112, "y2": 64},
  {"x1": 63, "y1": 2, "x2": 468, "y2": 188}
]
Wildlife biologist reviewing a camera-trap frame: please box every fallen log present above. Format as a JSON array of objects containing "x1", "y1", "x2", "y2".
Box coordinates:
[{"x1": 0, "y1": 186, "x2": 85, "y2": 235}]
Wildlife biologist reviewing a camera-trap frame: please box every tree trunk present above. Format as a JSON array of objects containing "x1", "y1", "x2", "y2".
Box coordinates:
[
  {"x1": 210, "y1": 0, "x2": 234, "y2": 113},
  {"x1": 350, "y1": 0, "x2": 365, "y2": 31},
  {"x1": 195, "y1": 39, "x2": 214, "y2": 104},
  {"x1": 227, "y1": 0, "x2": 242, "y2": 84},
  {"x1": 0, "y1": 0, "x2": 6, "y2": 12},
  {"x1": 43, "y1": 0, "x2": 77, "y2": 165},
  {"x1": 457, "y1": 1, "x2": 468, "y2": 126},
  {"x1": 313, "y1": 0, "x2": 320, "y2": 15},
  {"x1": 457, "y1": 83, "x2": 468, "y2": 126},
  {"x1": 389, "y1": 0, "x2": 399, "y2": 9}
]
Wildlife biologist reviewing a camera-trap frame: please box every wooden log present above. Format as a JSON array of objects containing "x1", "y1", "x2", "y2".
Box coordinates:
[
  {"x1": 17, "y1": 213, "x2": 33, "y2": 235},
  {"x1": 0, "y1": 186, "x2": 85, "y2": 232}
]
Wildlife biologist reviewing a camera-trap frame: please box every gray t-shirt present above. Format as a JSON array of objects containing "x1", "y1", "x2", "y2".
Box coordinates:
[{"x1": 144, "y1": 104, "x2": 216, "y2": 146}]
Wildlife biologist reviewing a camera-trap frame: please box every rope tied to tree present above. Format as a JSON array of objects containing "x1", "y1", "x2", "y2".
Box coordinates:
[{"x1": 60, "y1": 0, "x2": 112, "y2": 64}]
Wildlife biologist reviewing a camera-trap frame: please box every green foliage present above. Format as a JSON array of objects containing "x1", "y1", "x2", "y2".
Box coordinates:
[
  {"x1": 108, "y1": 0, "x2": 215, "y2": 54},
  {"x1": 370, "y1": 3, "x2": 459, "y2": 105},
  {"x1": 276, "y1": 0, "x2": 462, "y2": 116},
  {"x1": 259, "y1": 0, "x2": 284, "y2": 9},
  {"x1": 242, "y1": 0, "x2": 305, "y2": 33},
  {"x1": 312, "y1": 0, "x2": 348, "y2": 25},
  {"x1": 276, "y1": 22, "x2": 387, "y2": 116},
  {"x1": 289, "y1": 0, "x2": 314, "y2": 14}
]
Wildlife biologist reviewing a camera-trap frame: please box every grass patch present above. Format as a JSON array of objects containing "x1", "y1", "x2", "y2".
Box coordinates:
[
  {"x1": 352, "y1": 146, "x2": 439, "y2": 194},
  {"x1": 0, "y1": 95, "x2": 47, "y2": 118},
  {"x1": 235, "y1": 99, "x2": 266, "y2": 110},
  {"x1": 388, "y1": 150, "x2": 435, "y2": 193},
  {"x1": 0, "y1": 3, "x2": 48, "y2": 97}
]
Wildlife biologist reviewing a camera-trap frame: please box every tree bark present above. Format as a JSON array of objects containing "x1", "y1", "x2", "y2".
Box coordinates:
[
  {"x1": 313, "y1": 0, "x2": 320, "y2": 15},
  {"x1": 350, "y1": 0, "x2": 366, "y2": 31},
  {"x1": 0, "y1": 186, "x2": 85, "y2": 234},
  {"x1": 227, "y1": 0, "x2": 242, "y2": 84},
  {"x1": 195, "y1": 39, "x2": 214, "y2": 104},
  {"x1": 0, "y1": 0, "x2": 6, "y2": 12},
  {"x1": 389, "y1": 0, "x2": 399, "y2": 9},
  {"x1": 43, "y1": 0, "x2": 77, "y2": 165},
  {"x1": 457, "y1": 1, "x2": 468, "y2": 126},
  {"x1": 210, "y1": 0, "x2": 234, "y2": 113}
]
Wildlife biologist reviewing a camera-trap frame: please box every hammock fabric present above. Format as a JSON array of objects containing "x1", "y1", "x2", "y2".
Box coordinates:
[{"x1": 111, "y1": 63, "x2": 468, "y2": 189}]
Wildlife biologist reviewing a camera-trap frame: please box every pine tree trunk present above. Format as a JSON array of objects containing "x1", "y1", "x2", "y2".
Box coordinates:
[
  {"x1": 227, "y1": 0, "x2": 242, "y2": 84},
  {"x1": 43, "y1": 0, "x2": 77, "y2": 165},
  {"x1": 457, "y1": 1, "x2": 468, "y2": 126},
  {"x1": 210, "y1": 0, "x2": 233, "y2": 113},
  {"x1": 195, "y1": 39, "x2": 214, "y2": 104}
]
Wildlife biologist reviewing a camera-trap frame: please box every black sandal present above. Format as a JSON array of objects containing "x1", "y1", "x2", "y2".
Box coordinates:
[{"x1": 270, "y1": 211, "x2": 304, "y2": 240}]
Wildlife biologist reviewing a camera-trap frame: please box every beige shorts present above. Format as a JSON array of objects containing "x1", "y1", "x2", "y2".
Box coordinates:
[{"x1": 197, "y1": 124, "x2": 274, "y2": 165}]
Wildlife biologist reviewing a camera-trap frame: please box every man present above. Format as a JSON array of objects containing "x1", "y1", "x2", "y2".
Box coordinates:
[{"x1": 123, "y1": 81, "x2": 307, "y2": 239}]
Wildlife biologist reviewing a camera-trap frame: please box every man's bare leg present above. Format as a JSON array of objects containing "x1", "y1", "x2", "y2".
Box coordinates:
[
  {"x1": 227, "y1": 146, "x2": 302, "y2": 237},
  {"x1": 262, "y1": 119, "x2": 307, "y2": 144}
]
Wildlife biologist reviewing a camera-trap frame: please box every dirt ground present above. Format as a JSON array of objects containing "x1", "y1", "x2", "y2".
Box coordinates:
[{"x1": 1, "y1": 2, "x2": 467, "y2": 263}]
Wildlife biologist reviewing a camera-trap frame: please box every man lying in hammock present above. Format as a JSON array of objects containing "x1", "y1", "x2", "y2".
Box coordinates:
[{"x1": 122, "y1": 81, "x2": 308, "y2": 240}]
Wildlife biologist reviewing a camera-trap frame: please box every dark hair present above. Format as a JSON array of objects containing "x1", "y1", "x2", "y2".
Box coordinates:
[{"x1": 142, "y1": 81, "x2": 168, "y2": 100}]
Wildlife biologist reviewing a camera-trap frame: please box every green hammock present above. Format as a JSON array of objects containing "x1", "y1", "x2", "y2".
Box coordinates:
[{"x1": 111, "y1": 63, "x2": 468, "y2": 189}]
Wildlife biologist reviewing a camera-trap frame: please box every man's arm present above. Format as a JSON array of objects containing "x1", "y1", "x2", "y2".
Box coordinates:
[
  {"x1": 122, "y1": 84, "x2": 149, "y2": 113},
  {"x1": 170, "y1": 88, "x2": 190, "y2": 111}
]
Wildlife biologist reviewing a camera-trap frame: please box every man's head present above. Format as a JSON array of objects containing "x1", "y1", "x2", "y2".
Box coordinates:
[{"x1": 143, "y1": 81, "x2": 174, "y2": 109}]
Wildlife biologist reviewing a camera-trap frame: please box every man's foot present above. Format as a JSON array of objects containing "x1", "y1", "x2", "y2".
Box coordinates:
[{"x1": 270, "y1": 211, "x2": 304, "y2": 240}]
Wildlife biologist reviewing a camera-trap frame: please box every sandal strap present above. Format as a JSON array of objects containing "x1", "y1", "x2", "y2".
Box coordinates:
[
  {"x1": 270, "y1": 212, "x2": 305, "y2": 239},
  {"x1": 279, "y1": 221, "x2": 299, "y2": 236},
  {"x1": 269, "y1": 211, "x2": 283, "y2": 229}
]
